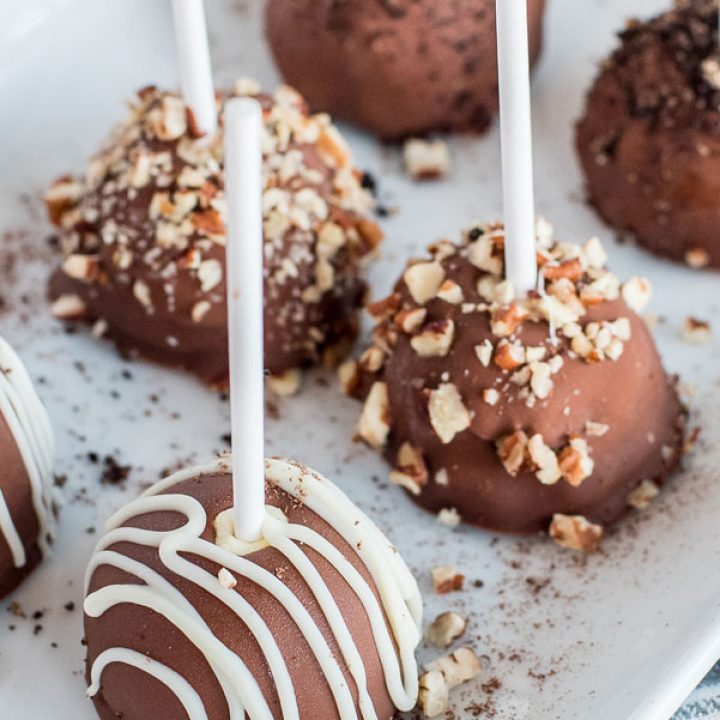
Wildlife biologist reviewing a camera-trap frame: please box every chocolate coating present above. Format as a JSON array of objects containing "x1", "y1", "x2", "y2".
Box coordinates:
[
  {"x1": 84, "y1": 464, "x2": 417, "y2": 719},
  {"x1": 47, "y1": 84, "x2": 382, "y2": 385},
  {"x1": 0, "y1": 412, "x2": 42, "y2": 599},
  {"x1": 266, "y1": 0, "x2": 547, "y2": 140},
  {"x1": 345, "y1": 223, "x2": 686, "y2": 538},
  {"x1": 576, "y1": 0, "x2": 720, "y2": 268}
]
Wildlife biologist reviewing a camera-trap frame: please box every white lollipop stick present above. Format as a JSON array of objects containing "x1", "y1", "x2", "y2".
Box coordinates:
[
  {"x1": 171, "y1": 0, "x2": 217, "y2": 138},
  {"x1": 224, "y1": 98, "x2": 265, "y2": 542},
  {"x1": 496, "y1": 0, "x2": 537, "y2": 295}
]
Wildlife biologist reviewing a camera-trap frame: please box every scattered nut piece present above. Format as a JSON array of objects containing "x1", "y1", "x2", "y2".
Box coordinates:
[
  {"x1": 403, "y1": 138, "x2": 450, "y2": 180},
  {"x1": 338, "y1": 360, "x2": 360, "y2": 396},
  {"x1": 418, "y1": 670, "x2": 448, "y2": 718},
  {"x1": 621, "y1": 277, "x2": 652, "y2": 313},
  {"x1": 681, "y1": 317, "x2": 711, "y2": 345},
  {"x1": 389, "y1": 443, "x2": 428, "y2": 496},
  {"x1": 431, "y1": 564, "x2": 465, "y2": 594},
  {"x1": 267, "y1": 369, "x2": 301, "y2": 396},
  {"x1": 426, "y1": 611, "x2": 468, "y2": 648},
  {"x1": 549, "y1": 514, "x2": 603, "y2": 552},
  {"x1": 685, "y1": 247, "x2": 710, "y2": 269},
  {"x1": 425, "y1": 647, "x2": 483, "y2": 688},
  {"x1": 437, "y1": 508, "x2": 461, "y2": 528}
]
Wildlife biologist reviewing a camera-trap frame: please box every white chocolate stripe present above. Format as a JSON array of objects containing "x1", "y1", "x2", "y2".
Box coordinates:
[
  {"x1": 0, "y1": 489, "x2": 25, "y2": 566},
  {"x1": 88, "y1": 649, "x2": 209, "y2": 720},
  {"x1": 0, "y1": 336, "x2": 55, "y2": 567},
  {"x1": 85, "y1": 458, "x2": 422, "y2": 719}
]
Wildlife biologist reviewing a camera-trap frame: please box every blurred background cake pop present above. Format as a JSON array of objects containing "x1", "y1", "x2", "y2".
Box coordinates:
[
  {"x1": 0, "y1": 335, "x2": 55, "y2": 598},
  {"x1": 265, "y1": 0, "x2": 547, "y2": 140},
  {"x1": 576, "y1": 0, "x2": 720, "y2": 269}
]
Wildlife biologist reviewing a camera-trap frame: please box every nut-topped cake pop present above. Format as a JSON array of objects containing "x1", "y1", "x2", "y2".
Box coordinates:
[
  {"x1": 84, "y1": 457, "x2": 422, "y2": 720},
  {"x1": 46, "y1": 82, "x2": 382, "y2": 388},
  {"x1": 0, "y1": 335, "x2": 55, "y2": 598},
  {"x1": 341, "y1": 221, "x2": 686, "y2": 550},
  {"x1": 265, "y1": 0, "x2": 547, "y2": 140},
  {"x1": 576, "y1": 0, "x2": 720, "y2": 269}
]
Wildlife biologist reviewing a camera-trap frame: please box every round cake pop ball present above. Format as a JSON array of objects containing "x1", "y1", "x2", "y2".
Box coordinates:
[
  {"x1": 0, "y1": 335, "x2": 55, "y2": 598},
  {"x1": 265, "y1": 0, "x2": 547, "y2": 140},
  {"x1": 83, "y1": 457, "x2": 422, "y2": 720},
  {"x1": 576, "y1": 0, "x2": 720, "y2": 269},
  {"x1": 46, "y1": 82, "x2": 382, "y2": 389},
  {"x1": 341, "y1": 221, "x2": 686, "y2": 551}
]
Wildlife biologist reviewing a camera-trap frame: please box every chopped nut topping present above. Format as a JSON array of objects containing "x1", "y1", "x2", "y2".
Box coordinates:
[
  {"x1": 585, "y1": 421, "x2": 609, "y2": 437},
  {"x1": 494, "y1": 340, "x2": 525, "y2": 371},
  {"x1": 404, "y1": 262, "x2": 446, "y2": 304},
  {"x1": 549, "y1": 514, "x2": 603, "y2": 552},
  {"x1": 558, "y1": 437, "x2": 594, "y2": 487},
  {"x1": 490, "y1": 302, "x2": 529, "y2": 337},
  {"x1": 338, "y1": 360, "x2": 360, "y2": 396},
  {"x1": 497, "y1": 431, "x2": 528, "y2": 476},
  {"x1": 435, "y1": 468, "x2": 449, "y2": 486},
  {"x1": 681, "y1": 317, "x2": 711, "y2": 344},
  {"x1": 197, "y1": 258, "x2": 223, "y2": 292},
  {"x1": 474, "y1": 340, "x2": 494, "y2": 367},
  {"x1": 396, "y1": 307, "x2": 427, "y2": 334},
  {"x1": 51, "y1": 293, "x2": 87, "y2": 319},
  {"x1": 483, "y1": 388, "x2": 500, "y2": 406},
  {"x1": 428, "y1": 383, "x2": 471, "y2": 444},
  {"x1": 627, "y1": 479, "x2": 660, "y2": 510},
  {"x1": 426, "y1": 611, "x2": 468, "y2": 648},
  {"x1": 436, "y1": 279, "x2": 464, "y2": 304},
  {"x1": 528, "y1": 434, "x2": 562, "y2": 485},
  {"x1": 191, "y1": 300, "x2": 211, "y2": 323},
  {"x1": 431, "y1": 564, "x2": 465, "y2": 594},
  {"x1": 403, "y1": 138, "x2": 450, "y2": 180},
  {"x1": 411, "y1": 319, "x2": 455, "y2": 357},
  {"x1": 389, "y1": 443, "x2": 428, "y2": 496},
  {"x1": 62, "y1": 254, "x2": 100, "y2": 283},
  {"x1": 358, "y1": 346, "x2": 385, "y2": 373},
  {"x1": 357, "y1": 382, "x2": 391, "y2": 449}
]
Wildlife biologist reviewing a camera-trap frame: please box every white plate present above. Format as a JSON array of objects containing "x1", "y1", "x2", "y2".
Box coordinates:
[{"x1": 0, "y1": 1, "x2": 719, "y2": 718}]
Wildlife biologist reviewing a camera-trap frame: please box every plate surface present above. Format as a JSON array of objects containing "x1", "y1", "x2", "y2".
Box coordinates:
[{"x1": 0, "y1": 1, "x2": 719, "y2": 718}]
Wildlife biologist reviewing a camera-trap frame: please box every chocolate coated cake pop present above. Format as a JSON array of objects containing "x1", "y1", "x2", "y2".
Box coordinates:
[
  {"x1": 84, "y1": 457, "x2": 422, "y2": 719},
  {"x1": 576, "y1": 0, "x2": 720, "y2": 269},
  {"x1": 0, "y1": 335, "x2": 55, "y2": 598},
  {"x1": 341, "y1": 221, "x2": 686, "y2": 550},
  {"x1": 265, "y1": 0, "x2": 547, "y2": 140},
  {"x1": 47, "y1": 82, "x2": 382, "y2": 388}
]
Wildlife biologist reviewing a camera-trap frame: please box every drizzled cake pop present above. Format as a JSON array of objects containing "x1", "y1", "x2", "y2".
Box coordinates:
[
  {"x1": 265, "y1": 0, "x2": 547, "y2": 140},
  {"x1": 83, "y1": 457, "x2": 422, "y2": 719},
  {"x1": 576, "y1": 0, "x2": 720, "y2": 269},
  {"x1": 0, "y1": 335, "x2": 55, "y2": 598},
  {"x1": 46, "y1": 82, "x2": 382, "y2": 387},
  {"x1": 341, "y1": 221, "x2": 686, "y2": 549}
]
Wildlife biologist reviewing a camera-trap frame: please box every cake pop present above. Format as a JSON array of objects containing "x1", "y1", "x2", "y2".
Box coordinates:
[
  {"x1": 46, "y1": 82, "x2": 382, "y2": 388},
  {"x1": 341, "y1": 220, "x2": 686, "y2": 548},
  {"x1": 0, "y1": 335, "x2": 55, "y2": 598},
  {"x1": 83, "y1": 457, "x2": 422, "y2": 719},
  {"x1": 265, "y1": 0, "x2": 547, "y2": 140},
  {"x1": 576, "y1": 0, "x2": 720, "y2": 269}
]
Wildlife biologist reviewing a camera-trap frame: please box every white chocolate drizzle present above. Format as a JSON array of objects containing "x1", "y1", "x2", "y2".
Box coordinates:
[
  {"x1": 84, "y1": 457, "x2": 422, "y2": 719},
  {"x1": 0, "y1": 335, "x2": 55, "y2": 568}
]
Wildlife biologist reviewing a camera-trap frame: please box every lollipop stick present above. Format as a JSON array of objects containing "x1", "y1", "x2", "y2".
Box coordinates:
[
  {"x1": 224, "y1": 98, "x2": 265, "y2": 542},
  {"x1": 496, "y1": 0, "x2": 537, "y2": 295},
  {"x1": 171, "y1": 0, "x2": 217, "y2": 138}
]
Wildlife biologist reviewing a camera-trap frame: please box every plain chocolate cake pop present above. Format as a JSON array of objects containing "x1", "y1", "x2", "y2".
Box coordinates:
[
  {"x1": 83, "y1": 457, "x2": 422, "y2": 719},
  {"x1": 341, "y1": 220, "x2": 686, "y2": 551},
  {"x1": 576, "y1": 0, "x2": 720, "y2": 269},
  {"x1": 46, "y1": 82, "x2": 382, "y2": 389},
  {"x1": 0, "y1": 335, "x2": 55, "y2": 598},
  {"x1": 265, "y1": 0, "x2": 547, "y2": 140}
]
